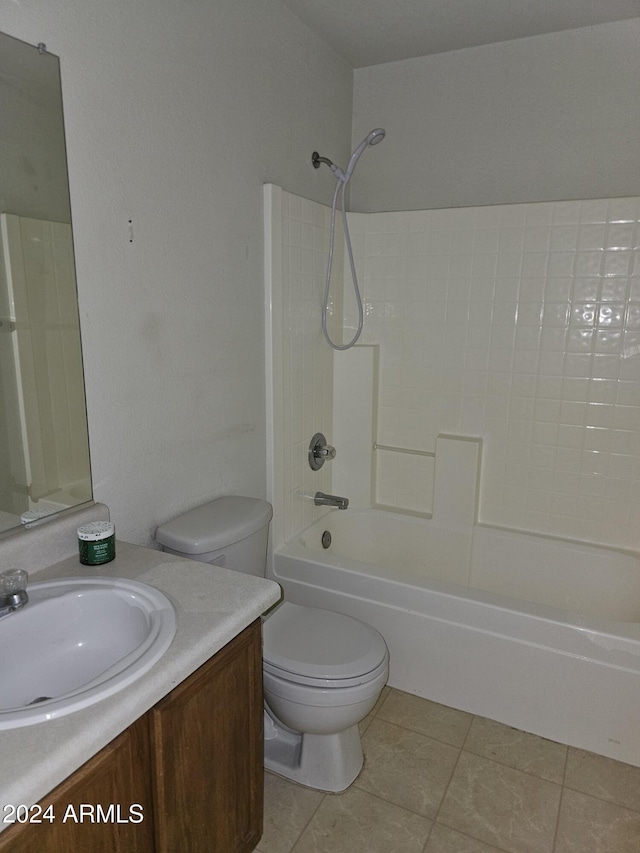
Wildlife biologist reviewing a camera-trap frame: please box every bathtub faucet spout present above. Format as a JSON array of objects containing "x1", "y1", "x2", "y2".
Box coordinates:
[{"x1": 314, "y1": 492, "x2": 349, "y2": 510}]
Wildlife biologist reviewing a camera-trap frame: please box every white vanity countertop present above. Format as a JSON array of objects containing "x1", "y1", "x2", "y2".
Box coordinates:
[{"x1": 0, "y1": 542, "x2": 281, "y2": 824}]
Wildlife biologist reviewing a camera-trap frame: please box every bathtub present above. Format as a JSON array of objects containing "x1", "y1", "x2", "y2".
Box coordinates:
[{"x1": 272, "y1": 508, "x2": 640, "y2": 767}]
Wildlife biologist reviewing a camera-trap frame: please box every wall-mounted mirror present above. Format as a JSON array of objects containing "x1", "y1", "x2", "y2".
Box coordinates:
[{"x1": 0, "y1": 31, "x2": 91, "y2": 535}]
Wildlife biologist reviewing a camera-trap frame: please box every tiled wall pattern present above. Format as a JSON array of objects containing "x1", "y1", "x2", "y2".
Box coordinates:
[
  {"x1": 266, "y1": 186, "x2": 342, "y2": 547},
  {"x1": 269, "y1": 191, "x2": 640, "y2": 551},
  {"x1": 347, "y1": 197, "x2": 640, "y2": 549}
]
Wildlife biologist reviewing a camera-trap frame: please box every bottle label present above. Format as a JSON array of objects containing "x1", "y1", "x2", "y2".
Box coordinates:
[{"x1": 79, "y1": 536, "x2": 115, "y2": 565}]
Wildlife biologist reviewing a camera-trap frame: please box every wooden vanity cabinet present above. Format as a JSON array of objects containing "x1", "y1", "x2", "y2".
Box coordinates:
[
  {"x1": 0, "y1": 620, "x2": 263, "y2": 853},
  {"x1": 0, "y1": 715, "x2": 154, "y2": 853},
  {"x1": 150, "y1": 617, "x2": 263, "y2": 853}
]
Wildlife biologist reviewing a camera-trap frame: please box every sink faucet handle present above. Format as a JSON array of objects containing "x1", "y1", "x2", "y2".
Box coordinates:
[{"x1": 0, "y1": 569, "x2": 28, "y2": 594}]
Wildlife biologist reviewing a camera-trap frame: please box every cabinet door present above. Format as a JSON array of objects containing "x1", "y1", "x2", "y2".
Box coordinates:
[
  {"x1": 150, "y1": 620, "x2": 263, "y2": 853},
  {"x1": 0, "y1": 715, "x2": 154, "y2": 853}
]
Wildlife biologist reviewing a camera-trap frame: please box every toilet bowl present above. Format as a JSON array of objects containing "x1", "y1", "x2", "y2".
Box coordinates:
[
  {"x1": 261, "y1": 601, "x2": 388, "y2": 790},
  {"x1": 155, "y1": 496, "x2": 389, "y2": 792}
]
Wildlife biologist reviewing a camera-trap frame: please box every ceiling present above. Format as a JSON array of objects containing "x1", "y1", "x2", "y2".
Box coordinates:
[{"x1": 280, "y1": 0, "x2": 640, "y2": 67}]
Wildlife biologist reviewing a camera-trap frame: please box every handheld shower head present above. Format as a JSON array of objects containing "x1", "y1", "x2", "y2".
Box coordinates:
[
  {"x1": 367, "y1": 128, "x2": 386, "y2": 146},
  {"x1": 343, "y1": 127, "x2": 386, "y2": 182}
]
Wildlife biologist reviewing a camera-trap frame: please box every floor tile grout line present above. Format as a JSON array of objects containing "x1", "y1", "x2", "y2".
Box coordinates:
[
  {"x1": 376, "y1": 713, "x2": 471, "y2": 749},
  {"x1": 551, "y1": 784, "x2": 567, "y2": 853},
  {"x1": 548, "y1": 744, "x2": 570, "y2": 853},
  {"x1": 371, "y1": 712, "x2": 469, "y2": 750},
  {"x1": 559, "y1": 783, "x2": 640, "y2": 817},
  {"x1": 427, "y1": 814, "x2": 517, "y2": 853},
  {"x1": 346, "y1": 779, "x2": 440, "y2": 832},
  {"x1": 264, "y1": 770, "x2": 327, "y2": 853},
  {"x1": 288, "y1": 793, "x2": 326, "y2": 853},
  {"x1": 421, "y1": 719, "x2": 467, "y2": 850},
  {"x1": 560, "y1": 744, "x2": 569, "y2": 786},
  {"x1": 459, "y1": 747, "x2": 566, "y2": 787}
]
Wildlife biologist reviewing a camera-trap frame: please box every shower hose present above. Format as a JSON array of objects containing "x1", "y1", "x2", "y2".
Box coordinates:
[{"x1": 321, "y1": 177, "x2": 363, "y2": 351}]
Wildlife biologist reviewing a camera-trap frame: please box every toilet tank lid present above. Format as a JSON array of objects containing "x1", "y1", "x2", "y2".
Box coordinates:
[{"x1": 155, "y1": 496, "x2": 273, "y2": 555}]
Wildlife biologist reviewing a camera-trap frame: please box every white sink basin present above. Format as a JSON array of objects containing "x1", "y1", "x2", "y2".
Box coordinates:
[{"x1": 0, "y1": 577, "x2": 176, "y2": 729}]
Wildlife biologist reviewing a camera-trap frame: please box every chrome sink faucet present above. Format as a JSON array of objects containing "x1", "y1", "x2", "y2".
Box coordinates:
[
  {"x1": 0, "y1": 569, "x2": 29, "y2": 618},
  {"x1": 314, "y1": 492, "x2": 349, "y2": 510}
]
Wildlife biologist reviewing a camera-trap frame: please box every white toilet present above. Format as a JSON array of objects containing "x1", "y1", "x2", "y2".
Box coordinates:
[{"x1": 155, "y1": 495, "x2": 389, "y2": 792}]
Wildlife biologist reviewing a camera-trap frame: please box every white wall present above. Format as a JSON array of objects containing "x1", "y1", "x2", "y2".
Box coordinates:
[
  {"x1": 2, "y1": 0, "x2": 352, "y2": 544},
  {"x1": 351, "y1": 20, "x2": 640, "y2": 212}
]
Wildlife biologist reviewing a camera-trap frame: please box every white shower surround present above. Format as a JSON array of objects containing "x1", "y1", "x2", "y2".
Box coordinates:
[
  {"x1": 266, "y1": 185, "x2": 640, "y2": 554},
  {"x1": 265, "y1": 185, "x2": 640, "y2": 764},
  {"x1": 346, "y1": 198, "x2": 640, "y2": 549}
]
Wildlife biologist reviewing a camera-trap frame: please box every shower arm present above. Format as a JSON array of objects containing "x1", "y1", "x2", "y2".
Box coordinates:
[
  {"x1": 312, "y1": 152, "x2": 333, "y2": 169},
  {"x1": 312, "y1": 152, "x2": 347, "y2": 182}
]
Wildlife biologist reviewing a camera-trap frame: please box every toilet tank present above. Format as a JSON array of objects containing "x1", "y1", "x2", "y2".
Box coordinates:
[{"x1": 155, "y1": 496, "x2": 273, "y2": 576}]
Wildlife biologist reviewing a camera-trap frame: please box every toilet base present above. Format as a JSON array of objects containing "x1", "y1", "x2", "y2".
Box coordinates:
[{"x1": 263, "y1": 711, "x2": 363, "y2": 792}]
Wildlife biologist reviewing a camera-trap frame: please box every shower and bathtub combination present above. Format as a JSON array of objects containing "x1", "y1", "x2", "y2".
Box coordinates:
[
  {"x1": 274, "y1": 503, "x2": 640, "y2": 768},
  {"x1": 265, "y1": 171, "x2": 640, "y2": 768}
]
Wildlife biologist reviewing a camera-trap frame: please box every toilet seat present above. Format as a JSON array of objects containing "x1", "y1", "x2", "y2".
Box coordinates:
[{"x1": 263, "y1": 602, "x2": 388, "y2": 688}]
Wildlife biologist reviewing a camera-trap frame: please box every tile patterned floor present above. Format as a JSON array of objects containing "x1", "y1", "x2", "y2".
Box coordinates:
[{"x1": 256, "y1": 687, "x2": 640, "y2": 853}]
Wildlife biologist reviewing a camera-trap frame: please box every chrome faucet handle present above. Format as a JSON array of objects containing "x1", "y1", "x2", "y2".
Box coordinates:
[
  {"x1": 309, "y1": 433, "x2": 336, "y2": 470},
  {"x1": 317, "y1": 445, "x2": 336, "y2": 460},
  {"x1": 0, "y1": 569, "x2": 29, "y2": 613},
  {"x1": 0, "y1": 569, "x2": 28, "y2": 595}
]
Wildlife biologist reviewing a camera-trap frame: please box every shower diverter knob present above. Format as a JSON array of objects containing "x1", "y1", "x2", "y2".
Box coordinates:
[{"x1": 309, "y1": 433, "x2": 336, "y2": 470}]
